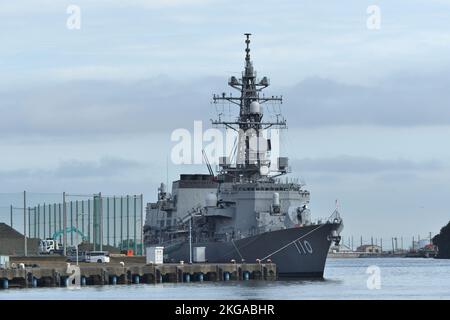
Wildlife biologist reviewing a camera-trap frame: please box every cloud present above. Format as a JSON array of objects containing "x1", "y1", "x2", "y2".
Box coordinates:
[
  {"x1": 284, "y1": 74, "x2": 450, "y2": 127},
  {"x1": 0, "y1": 0, "x2": 210, "y2": 15},
  {"x1": 0, "y1": 157, "x2": 146, "y2": 180},
  {"x1": 291, "y1": 156, "x2": 443, "y2": 174},
  {"x1": 54, "y1": 157, "x2": 145, "y2": 178},
  {"x1": 1, "y1": 70, "x2": 450, "y2": 140},
  {"x1": 0, "y1": 76, "x2": 225, "y2": 138}
]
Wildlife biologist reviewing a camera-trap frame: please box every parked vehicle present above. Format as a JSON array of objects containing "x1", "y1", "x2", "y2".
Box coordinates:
[
  {"x1": 66, "y1": 249, "x2": 87, "y2": 263},
  {"x1": 38, "y1": 238, "x2": 63, "y2": 255},
  {"x1": 85, "y1": 251, "x2": 110, "y2": 263}
]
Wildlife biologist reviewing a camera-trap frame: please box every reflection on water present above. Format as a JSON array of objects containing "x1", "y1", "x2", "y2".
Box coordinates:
[{"x1": 1, "y1": 258, "x2": 450, "y2": 299}]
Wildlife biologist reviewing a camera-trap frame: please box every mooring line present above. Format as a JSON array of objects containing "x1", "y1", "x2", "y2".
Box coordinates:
[{"x1": 231, "y1": 239, "x2": 244, "y2": 261}]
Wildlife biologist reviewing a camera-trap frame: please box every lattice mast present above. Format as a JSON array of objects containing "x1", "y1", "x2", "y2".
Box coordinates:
[{"x1": 212, "y1": 34, "x2": 287, "y2": 181}]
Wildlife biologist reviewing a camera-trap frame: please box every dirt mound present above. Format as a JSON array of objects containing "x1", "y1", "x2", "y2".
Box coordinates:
[{"x1": 0, "y1": 223, "x2": 40, "y2": 256}]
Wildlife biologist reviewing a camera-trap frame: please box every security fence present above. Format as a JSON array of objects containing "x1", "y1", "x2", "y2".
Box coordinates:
[{"x1": 0, "y1": 192, "x2": 144, "y2": 256}]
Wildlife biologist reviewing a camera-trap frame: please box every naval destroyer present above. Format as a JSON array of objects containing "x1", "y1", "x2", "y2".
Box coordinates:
[{"x1": 144, "y1": 34, "x2": 343, "y2": 278}]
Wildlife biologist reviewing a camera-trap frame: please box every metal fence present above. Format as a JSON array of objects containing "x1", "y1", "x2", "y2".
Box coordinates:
[{"x1": 0, "y1": 192, "x2": 144, "y2": 256}]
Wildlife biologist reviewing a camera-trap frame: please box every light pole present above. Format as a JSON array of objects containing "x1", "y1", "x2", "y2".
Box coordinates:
[
  {"x1": 63, "y1": 192, "x2": 67, "y2": 257},
  {"x1": 76, "y1": 227, "x2": 79, "y2": 265},
  {"x1": 75, "y1": 212, "x2": 88, "y2": 266},
  {"x1": 24, "y1": 191, "x2": 27, "y2": 257}
]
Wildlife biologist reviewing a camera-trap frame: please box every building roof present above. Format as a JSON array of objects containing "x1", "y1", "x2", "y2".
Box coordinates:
[{"x1": 357, "y1": 244, "x2": 382, "y2": 250}]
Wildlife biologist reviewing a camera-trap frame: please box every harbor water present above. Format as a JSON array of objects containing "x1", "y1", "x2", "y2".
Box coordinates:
[{"x1": 1, "y1": 258, "x2": 450, "y2": 299}]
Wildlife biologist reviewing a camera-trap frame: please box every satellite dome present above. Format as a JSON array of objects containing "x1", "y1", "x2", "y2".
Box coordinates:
[
  {"x1": 259, "y1": 165, "x2": 270, "y2": 176},
  {"x1": 250, "y1": 101, "x2": 261, "y2": 114}
]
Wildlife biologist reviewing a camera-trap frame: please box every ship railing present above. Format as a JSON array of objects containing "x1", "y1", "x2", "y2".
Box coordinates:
[
  {"x1": 327, "y1": 209, "x2": 342, "y2": 223},
  {"x1": 160, "y1": 238, "x2": 186, "y2": 249},
  {"x1": 312, "y1": 210, "x2": 342, "y2": 225}
]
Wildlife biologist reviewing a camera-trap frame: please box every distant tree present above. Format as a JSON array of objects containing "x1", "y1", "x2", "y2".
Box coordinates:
[{"x1": 433, "y1": 221, "x2": 450, "y2": 259}]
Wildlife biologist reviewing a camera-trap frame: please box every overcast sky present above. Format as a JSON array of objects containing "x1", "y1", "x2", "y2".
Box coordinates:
[{"x1": 1, "y1": 0, "x2": 450, "y2": 244}]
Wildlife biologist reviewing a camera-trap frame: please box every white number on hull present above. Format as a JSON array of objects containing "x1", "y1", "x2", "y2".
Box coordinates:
[
  {"x1": 304, "y1": 240, "x2": 313, "y2": 254},
  {"x1": 294, "y1": 240, "x2": 313, "y2": 255}
]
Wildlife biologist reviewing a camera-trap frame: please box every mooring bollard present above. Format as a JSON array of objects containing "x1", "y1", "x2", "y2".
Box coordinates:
[
  {"x1": 243, "y1": 271, "x2": 250, "y2": 281},
  {"x1": 31, "y1": 277, "x2": 38, "y2": 288},
  {"x1": 1, "y1": 279, "x2": 8, "y2": 289},
  {"x1": 133, "y1": 275, "x2": 140, "y2": 284},
  {"x1": 110, "y1": 276, "x2": 117, "y2": 285},
  {"x1": 61, "y1": 277, "x2": 69, "y2": 287},
  {"x1": 184, "y1": 273, "x2": 191, "y2": 283},
  {"x1": 224, "y1": 272, "x2": 230, "y2": 281}
]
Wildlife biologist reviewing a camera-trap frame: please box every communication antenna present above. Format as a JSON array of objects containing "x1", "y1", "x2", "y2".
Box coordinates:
[{"x1": 166, "y1": 155, "x2": 169, "y2": 188}]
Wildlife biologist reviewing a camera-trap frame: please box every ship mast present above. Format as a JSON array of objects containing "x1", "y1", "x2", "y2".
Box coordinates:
[{"x1": 212, "y1": 34, "x2": 287, "y2": 181}]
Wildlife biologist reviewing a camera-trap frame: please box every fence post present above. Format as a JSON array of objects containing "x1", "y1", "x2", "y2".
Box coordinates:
[
  {"x1": 113, "y1": 196, "x2": 116, "y2": 248},
  {"x1": 34, "y1": 206, "x2": 37, "y2": 238},
  {"x1": 75, "y1": 200, "x2": 79, "y2": 243},
  {"x1": 126, "y1": 195, "x2": 130, "y2": 251},
  {"x1": 81, "y1": 200, "x2": 84, "y2": 235},
  {"x1": 28, "y1": 207, "x2": 31, "y2": 241},
  {"x1": 141, "y1": 194, "x2": 144, "y2": 256},
  {"x1": 24, "y1": 190, "x2": 27, "y2": 257},
  {"x1": 107, "y1": 197, "x2": 110, "y2": 247},
  {"x1": 48, "y1": 204, "x2": 51, "y2": 238},
  {"x1": 37, "y1": 204, "x2": 40, "y2": 239},
  {"x1": 120, "y1": 197, "x2": 123, "y2": 250},
  {"x1": 63, "y1": 192, "x2": 67, "y2": 256},
  {"x1": 134, "y1": 195, "x2": 137, "y2": 255},
  {"x1": 43, "y1": 203, "x2": 46, "y2": 239},
  {"x1": 70, "y1": 201, "x2": 73, "y2": 245},
  {"x1": 99, "y1": 192, "x2": 103, "y2": 252},
  {"x1": 87, "y1": 199, "x2": 91, "y2": 244}
]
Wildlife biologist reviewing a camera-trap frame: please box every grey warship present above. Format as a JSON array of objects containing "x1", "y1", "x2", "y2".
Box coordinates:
[{"x1": 144, "y1": 34, "x2": 343, "y2": 278}]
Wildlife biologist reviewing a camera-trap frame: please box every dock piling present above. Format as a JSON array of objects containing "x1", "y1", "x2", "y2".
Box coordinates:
[{"x1": 0, "y1": 260, "x2": 277, "y2": 290}]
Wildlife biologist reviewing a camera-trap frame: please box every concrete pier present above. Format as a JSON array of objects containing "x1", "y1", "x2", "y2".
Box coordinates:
[{"x1": 0, "y1": 256, "x2": 276, "y2": 289}]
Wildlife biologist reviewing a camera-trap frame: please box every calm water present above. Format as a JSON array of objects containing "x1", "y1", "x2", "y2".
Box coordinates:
[{"x1": 1, "y1": 258, "x2": 450, "y2": 299}]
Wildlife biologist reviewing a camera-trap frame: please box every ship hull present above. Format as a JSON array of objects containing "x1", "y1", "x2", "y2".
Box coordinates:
[{"x1": 161, "y1": 222, "x2": 341, "y2": 278}]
